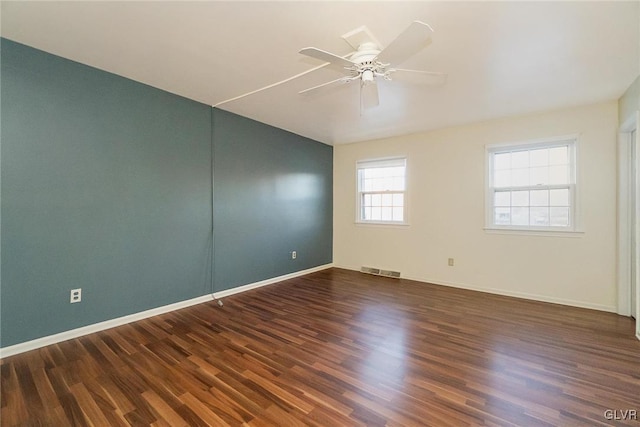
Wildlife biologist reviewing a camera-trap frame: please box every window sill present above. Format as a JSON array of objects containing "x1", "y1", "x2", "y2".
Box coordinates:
[
  {"x1": 356, "y1": 221, "x2": 410, "y2": 228},
  {"x1": 484, "y1": 227, "x2": 584, "y2": 238}
]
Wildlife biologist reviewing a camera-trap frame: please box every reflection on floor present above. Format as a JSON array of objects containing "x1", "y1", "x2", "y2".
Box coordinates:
[{"x1": 2, "y1": 268, "x2": 639, "y2": 426}]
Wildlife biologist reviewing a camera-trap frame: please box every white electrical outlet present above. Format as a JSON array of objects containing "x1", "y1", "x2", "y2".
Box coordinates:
[
  {"x1": 448, "y1": 258, "x2": 454, "y2": 266},
  {"x1": 292, "y1": 251, "x2": 297, "y2": 259},
  {"x1": 70, "y1": 288, "x2": 82, "y2": 303}
]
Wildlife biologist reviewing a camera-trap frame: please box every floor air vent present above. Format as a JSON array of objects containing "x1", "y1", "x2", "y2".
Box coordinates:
[{"x1": 361, "y1": 266, "x2": 401, "y2": 278}]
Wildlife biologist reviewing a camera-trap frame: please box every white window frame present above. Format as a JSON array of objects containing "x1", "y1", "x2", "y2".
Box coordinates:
[
  {"x1": 356, "y1": 157, "x2": 408, "y2": 225},
  {"x1": 485, "y1": 135, "x2": 580, "y2": 233}
]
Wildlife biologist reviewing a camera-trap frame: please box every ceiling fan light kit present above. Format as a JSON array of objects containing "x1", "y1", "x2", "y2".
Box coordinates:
[
  {"x1": 361, "y1": 69, "x2": 375, "y2": 84},
  {"x1": 299, "y1": 21, "x2": 446, "y2": 110}
]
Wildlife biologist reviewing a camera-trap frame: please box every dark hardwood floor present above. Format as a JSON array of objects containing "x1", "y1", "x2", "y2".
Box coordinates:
[{"x1": 2, "y1": 268, "x2": 639, "y2": 426}]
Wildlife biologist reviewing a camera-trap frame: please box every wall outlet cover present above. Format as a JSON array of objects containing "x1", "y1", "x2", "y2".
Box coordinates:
[{"x1": 70, "y1": 288, "x2": 82, "y2": 303}]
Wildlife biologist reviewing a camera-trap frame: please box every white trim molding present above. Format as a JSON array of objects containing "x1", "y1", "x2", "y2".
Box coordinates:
[
  {"x1": 617, "y1": 111, "x2": 639, "y2": 342},
  {"x1": 0, "y1": 295, "x2": 212, "y2": 358},
  {"x1": 617, "y1": 126, "x2": 633, "y2": 316},
  {"x1": 402, "y1": 275, "x2": 617, "y2": 313},
  {"x1": 213, "y1": 263, "x2": 333, "y2": 299},
  {"x1": 334, "y1": 264, "x2": 617, "y2": 313},
  {"x1": 0, "y1": 263, "x2": 333, "y2": 358}
]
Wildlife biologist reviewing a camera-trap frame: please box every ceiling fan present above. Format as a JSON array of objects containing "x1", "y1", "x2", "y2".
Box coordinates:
[{"x1": 298, "y1": 21, "x2": 446, "y2": 110}]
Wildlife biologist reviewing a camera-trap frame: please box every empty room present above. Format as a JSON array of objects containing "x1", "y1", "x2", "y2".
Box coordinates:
[{"x1": 1, "y1": 1, "x2": 640, "y2": 426}]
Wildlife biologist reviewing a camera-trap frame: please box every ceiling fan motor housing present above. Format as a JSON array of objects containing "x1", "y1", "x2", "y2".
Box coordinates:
[
  {"x1": 349, "y1": 42, "x2": 380, "y2": 63},
  {"x1": 348, "y1": 43, "x2": 388, "y2": 83}
]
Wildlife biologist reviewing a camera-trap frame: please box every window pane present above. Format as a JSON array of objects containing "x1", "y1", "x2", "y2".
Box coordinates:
[
  {"x1": 549, "y1": 165, "x2": 569, "y2": 185},
  {"x1": 392, "y1": 166, "x2": 405, "y2": 176},
  {"x1": 530, "y1": 167, "x2": 549, "y2": 185},
  {"x1": 392, "y1": 177, "x2": 405, "y2": 191},
  {"x1": 385, "y1": 177, "x2": 395, "y2": 190},
  {"x1": 366, "y1": 166, "x2": 406, "y2": 191},
  {"x1": 381, "y1": 207, "x2": 392, "y2": 221},
  {"x1": 494, "y1": 152, "x2": 511, "y2": 169},
  {"x1": 488, "y1": 140, "x2": 575, "y2": 230},
  {"x1": 512, "y1": 207, "x2": 529, "y2": 226},
  {"x1": 494, "y1": 191, "x2": 510, "y2": 207},
  {"x1": 358, "y1": 159, "x2": 406, "y2": 223},
  {"x1": 512, "y1": 168, "x2": 529, "y2": 187},
  {"x1": 494, "y1": 207, "x2": 511, "y2": 225},
  {"x1": 381, "y1": 175, "x2": 389, "y2": 185},
  {"x1": 371, "y1": 207, "x2": 382, "y2": 220},
  {"x1": 550, "y1": 207, "x2": 569, "y2": 226},
  {"x1": 494, "y1": 170, "x2": 511, "y2": 187},
  {"x1": 369, "y1": 178, "x2": 383, "y2": 191},
  {"x1": 530, "y1": 190, "x2": 549, "y2": 206},
  {"x1": 530, "y1": 207, "x2": 550, "y2": 226},
  {"x1": 392, "y1": 207, "x2": 404, "y2": 221},
  {"x1": 549, "y1": 146, "x2": 568, "y2": 165},
  {"x1": 530, "y1": 148, "x2": 549, "y2": 167},
  {"x1": 550, "y1": 188, "x2": 569, "y2": 206},
  {"x1": 512, "y1": 190, "x2": 529, "y2": 207},
  {"x1": 512, "y1": 151, "x2": 529, "y2": 168}
]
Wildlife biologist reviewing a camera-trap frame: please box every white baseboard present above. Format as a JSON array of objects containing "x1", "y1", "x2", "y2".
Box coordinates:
[
  {"x1": 213, "y1": 263, "x2": 333, "y2": 299},
  {"x1": 0, "y1": 263, "x2": 333, "y2": 358},
  {"x1": 335, "y1": 265, "x2": 617, "y2": 313},
  {"x1": 0, "y1": 295, "x2": 213, "y2": 359},
  {"x1": 419, "y1": 277, "x2": 617, "y2": 313}
]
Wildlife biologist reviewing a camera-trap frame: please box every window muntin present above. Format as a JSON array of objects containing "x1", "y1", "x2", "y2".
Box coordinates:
[
  {"x1": 487, "y1": 138, "x2": 576, "y2": 230},
  {"x1": 357, "y1": 158, "x2": 407, "y2": 224}
]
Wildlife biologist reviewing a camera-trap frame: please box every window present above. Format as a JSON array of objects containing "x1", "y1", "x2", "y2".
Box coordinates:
[
  {"x1": 357, "y1": 157, "x2": 407, "y2": 224},
  {"x1": 486, "y1": 136, "x2": 577, "y2": 231}
]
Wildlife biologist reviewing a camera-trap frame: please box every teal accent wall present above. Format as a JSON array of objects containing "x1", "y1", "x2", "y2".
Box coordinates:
[
  {"x1": 1, "y1": 39, "x2": 213, "y2": 347},
  {"x1": 212, "y1": 109, "x2": 333, "y2": 291},
  {"x1": 0, "y1": 39, "x2": 333, "y2": 348}
]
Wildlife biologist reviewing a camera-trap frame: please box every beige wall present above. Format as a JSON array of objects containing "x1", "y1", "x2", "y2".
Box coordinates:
[
  {"x1": 619, "y1": 75, "x2": 639, "y2": 127},
  {"x1": 334, "y1": 102, "x2": 619, "y2": 311}
]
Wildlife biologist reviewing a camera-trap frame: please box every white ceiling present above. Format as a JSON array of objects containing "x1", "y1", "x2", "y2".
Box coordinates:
[{"x1": 2, "y1": 1, "x2": 639, "y2": 145}]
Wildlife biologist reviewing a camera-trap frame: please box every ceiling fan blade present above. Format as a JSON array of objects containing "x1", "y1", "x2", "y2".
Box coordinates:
[
  {"x1": 360, "y1": 81, "x2": 379, "y2": 110},
  {"x1": 388, "y1": 69, "x2": 448, "y2": 85},
  {"x1": 299, "y1": 76, "x2": 354, "y2": 95},
  {"x1": 299, "y1": 47, "x2": 355, "y2": 68},
  {"x1": 376, "y1": 21, "x2": 434, "y2": 66}
]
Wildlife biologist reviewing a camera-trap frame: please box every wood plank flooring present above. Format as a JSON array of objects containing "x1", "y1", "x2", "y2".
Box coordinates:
[{"x1": 2, "y1": 268, "x2": 639, "y2": 426}]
